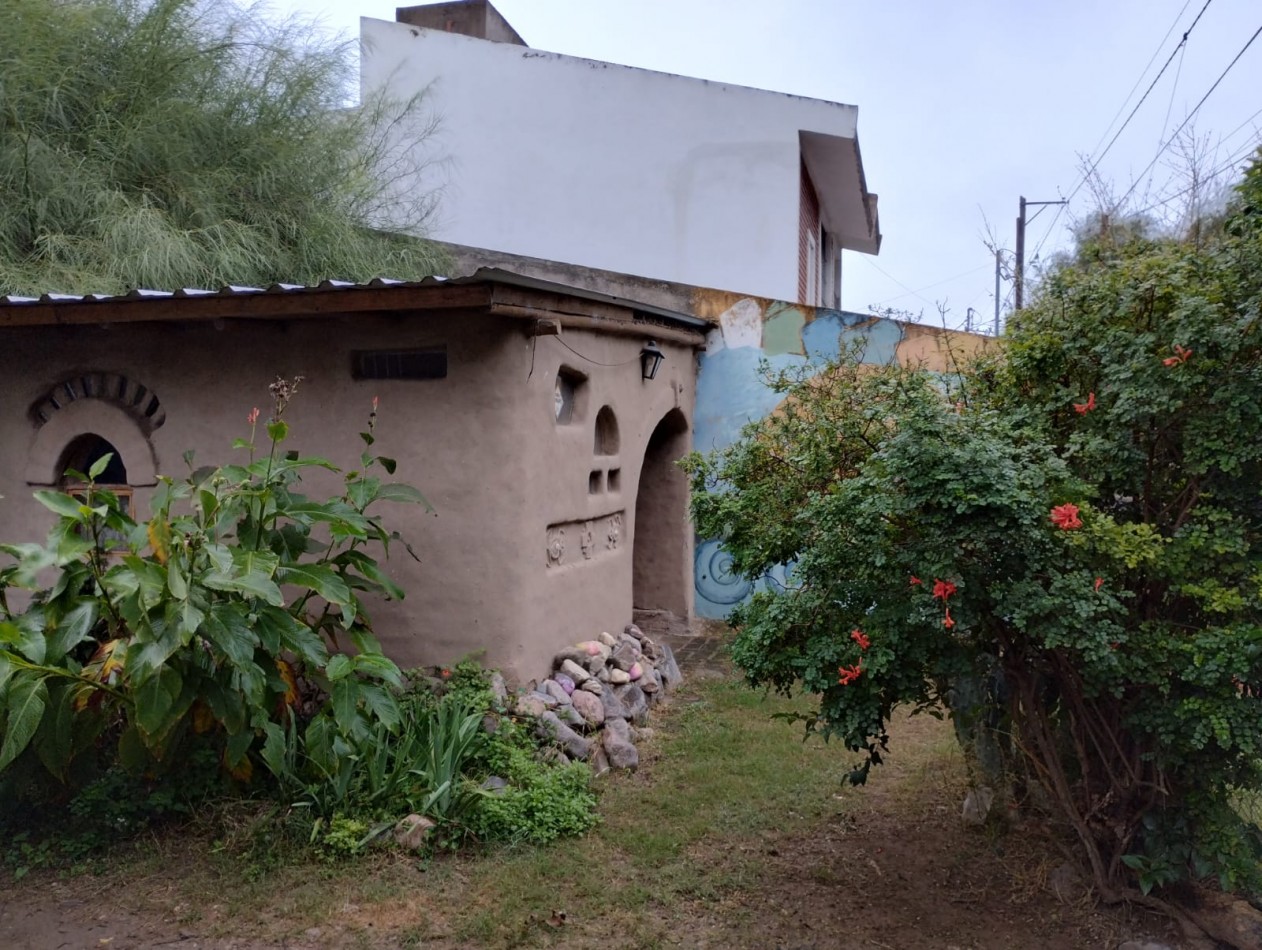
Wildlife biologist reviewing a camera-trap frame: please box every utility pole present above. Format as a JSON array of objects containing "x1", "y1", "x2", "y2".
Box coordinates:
[
  {"x1": 1014, "y1": 195, "x2": 1067, "y2": 311},
  {"x1": 994, "y1": 248, "x2": 1002, "y2": 336}
]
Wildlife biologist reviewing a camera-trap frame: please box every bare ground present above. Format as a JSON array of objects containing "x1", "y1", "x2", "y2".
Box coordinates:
[{"x1": 1, "y1": 644, "x2": 1190, "y2": 950}]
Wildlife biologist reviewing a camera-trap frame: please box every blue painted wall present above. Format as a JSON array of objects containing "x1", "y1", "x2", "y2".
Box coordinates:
[{"x1": 692, "y1": 300, "x2": 907, "y2": 619}]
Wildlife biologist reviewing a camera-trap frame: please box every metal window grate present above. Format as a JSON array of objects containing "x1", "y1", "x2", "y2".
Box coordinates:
[{"x1": 352, "y1": 347, "x2": 447, "y2": 381}]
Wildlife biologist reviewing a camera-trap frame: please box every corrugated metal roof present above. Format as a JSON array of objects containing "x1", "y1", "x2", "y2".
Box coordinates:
[{"x1": 0, "y1": 268, "x2": 710, "y2": 329}]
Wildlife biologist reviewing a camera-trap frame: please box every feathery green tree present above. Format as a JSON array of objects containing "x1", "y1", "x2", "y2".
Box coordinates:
[{"x1": 0, "y1": 0, "x2": 443, "y2": 294}]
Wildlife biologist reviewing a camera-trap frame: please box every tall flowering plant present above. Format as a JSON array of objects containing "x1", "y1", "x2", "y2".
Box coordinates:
[{"x1": 0, "y1": 380, "x2": 430, "y2": 789}]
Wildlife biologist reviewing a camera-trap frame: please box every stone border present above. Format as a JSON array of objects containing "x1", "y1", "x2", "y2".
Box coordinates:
[{"x1": 514, "y1": 623, "x2": 682, "y2": 773}]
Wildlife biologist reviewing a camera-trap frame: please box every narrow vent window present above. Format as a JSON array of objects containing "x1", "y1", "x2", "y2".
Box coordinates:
[{"x1": 352, "y1": 347, "x2": 447, "y2": 381}]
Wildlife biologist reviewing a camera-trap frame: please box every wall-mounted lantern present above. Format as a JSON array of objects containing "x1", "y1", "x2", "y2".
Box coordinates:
[{"x1": 640, "y1": 340, "x2": 664, "y2": 381}]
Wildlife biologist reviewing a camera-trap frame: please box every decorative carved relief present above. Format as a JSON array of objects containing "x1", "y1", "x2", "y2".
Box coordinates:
[
  {"x1": 546, "y1": 527, "x2": 566, "y2": 568},
  {"x1": 546, "y1": 511, "x2": 624, "y2": 569}
]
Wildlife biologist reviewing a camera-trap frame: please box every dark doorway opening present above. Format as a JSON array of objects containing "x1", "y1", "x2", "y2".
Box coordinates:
[{"x1": 632, "y1": 409, "x2": 690, "y2": 637}]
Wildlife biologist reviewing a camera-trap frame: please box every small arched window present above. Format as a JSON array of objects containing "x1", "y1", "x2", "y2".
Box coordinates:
[
  {"x1": 58, "y1": 433, "x2": 133, "y2": 517},
  {"x1": 594, "y1": 406, "x2": 619, "y2": 456}
]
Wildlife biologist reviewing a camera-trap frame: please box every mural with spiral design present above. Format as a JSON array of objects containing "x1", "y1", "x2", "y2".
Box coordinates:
[{"x1": 692, "y1": 296, "x2": 942, "y2": 618}]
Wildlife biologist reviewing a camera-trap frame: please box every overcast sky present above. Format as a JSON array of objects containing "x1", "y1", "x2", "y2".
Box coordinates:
[{"x1": 275, "y1": 0, "x2": 1262, "y2": 329}]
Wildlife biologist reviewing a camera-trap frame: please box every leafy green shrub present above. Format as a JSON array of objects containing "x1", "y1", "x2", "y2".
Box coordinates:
[
  {"x1": 685, "y1": 156, "x2": 1262, "y2": 902},
  {"x1": 468, "y1": 760, "x2": 597, "y2": 845},
  {"x1": 0, "y1": 382, "x2": 427, "y2": 804}
]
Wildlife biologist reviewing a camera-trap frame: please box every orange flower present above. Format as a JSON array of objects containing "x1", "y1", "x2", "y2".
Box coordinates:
[
  {"x1": 372, "y1": 395, "x2": 380, "y2": 412},
  {"x1": 247, "y1": 407, "x2": 260, "y2": 425},
  {"x1": 943, "y1": 607, "x2": 955, "y2": 629},
  {"x1": 1163, "y1": 344, "x2": 1192, "y2": 367},
  {"x1": 1050, "y1": 503, "x2": 1082, "y2": 530},
  {"x1": 1094, "y1": 577, "x2": 1104, "y2": 592},
  {"x1": 1073, "y1": 392, "x2": 1096, "y2": 415},
  {"x1": 838, "y1": 662, "x2": 863, "y2": 686},
  {"x1": 851, "y1": 629, "x2": 871, "y2": 651},
  {"x1": 910, "y1": 576, "x2": 923, "y2": 586},
  {"x1": 440, "y1": 667, "x2": 452, "y2": 679},
  {"x1": 932, "y1": 579, "x2": 957, "y2": 601}
]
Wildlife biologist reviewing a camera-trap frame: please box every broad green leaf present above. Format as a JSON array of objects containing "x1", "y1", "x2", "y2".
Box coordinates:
[
  {"x1": 117, "y1": 725, "x2": 150, "y2": 774},
  {"x1": 225, "y1": 728, "x2": 254, "y2": 769},
  {"x1": 33, "y1": 490, "x2": 89, "y2": 520},
  {"x1": 373, "y1": 483, "x2": 432, "y2": 510},
  {"x1": 0, "y1": 616, "x2": 46, "y2": 665},
  {"x1": 259, "y1": 721, "x2": 288, "y2": 781},
  {"x1": 254, "y1": 606, "x2": 326, "y2": 667},
  {"x1": 135, "y1": 666, "x2": 183, "y2": 740},
  {"x1": 0, "y1": 676, "x2": 48, "y2": 770},
  {"x1": 276, "y1": 564, "x2": 351, "y2": 606},
  {"x1": 202, "y1": 566, "x2": 283, "y2": 607},
  {"x1": 203, "y1": 605, "x2": 259, "y2": 667},
  {"x1": 335, "y1": 549, "x2": 405, "y2": 601},
  {"x1": 46, "y1": 600, "x2": 99, "y2": 664},
  {"x1": 0, "y1": 654, "x2": 13, "y2": 695},
  {"x1": 331, "y1": 679, "x2": 359, "y2": 733},
  {"x1": 266, "y1": 420, "x2": 289, "y2": 444},
  {"x1": 125, "y1": 619, "x2": 181, "y2": 684},
  {"x1": 353, "y1": 653, "x2": 403, "y2": 689},
  {"x1": 167, "y1": 556, "x2": 188, "y2": 600},
  {"x1": 326, "y1": 654, "x2": 353, "y2": 681},
  {"x1": 346, "y1": 476, "x2": 381, "y2": 511},
  {"x1": 33, "y1": 680, "x2": 75, "y2": 780},
  {"x1": 359, "y1": 683, "x2": 401, "y2": 730},
  {"x1": 87, "y1": 453, "x2": 114, "y2": 481}
]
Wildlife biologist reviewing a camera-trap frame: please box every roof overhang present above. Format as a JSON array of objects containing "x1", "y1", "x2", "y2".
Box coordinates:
[
  {"x1": 0, "y1": 268, "x2": 709, "y2": 344},
  {"x1": 800, "y1": 130, "x2": 882, "y2": 255}
]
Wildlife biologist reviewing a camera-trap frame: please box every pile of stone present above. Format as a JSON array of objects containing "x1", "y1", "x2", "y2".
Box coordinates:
[{"x1": 514, "y1": 623, "x2": 682, "y2": 773}]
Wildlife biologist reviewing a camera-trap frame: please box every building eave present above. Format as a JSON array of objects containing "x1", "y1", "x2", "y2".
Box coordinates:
[{"x1": 800, "y1": 130, "x2": 882, "y2": 255}]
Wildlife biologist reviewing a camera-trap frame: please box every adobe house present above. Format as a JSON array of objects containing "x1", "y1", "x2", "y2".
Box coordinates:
[{"x1": 0, "y1": 270, "x2": 704, "y2": 678}]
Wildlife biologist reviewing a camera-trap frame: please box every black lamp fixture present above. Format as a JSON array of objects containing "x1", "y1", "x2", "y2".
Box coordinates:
[{"x1": 640, "y1": 340, "x2": 664, "y2": 381}]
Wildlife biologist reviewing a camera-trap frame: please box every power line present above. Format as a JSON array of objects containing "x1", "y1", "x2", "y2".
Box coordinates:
[
  {"x1": 1028, "y1": 0, "x2": 1216, "y2": 265},
  {"x1": 1131, "y1": 134, "x2": 1262, "y2": 217},
  {"x1": 1072, "y1": 0, "x2": 1214, "y2": 208},
  {"x1": 867, "y1": 262, "x2": 991, "y2": 307},
  {"x1": 1119, "y1": 22, "x2": 1262, "y2": 206},
  {"x1": 1085, "y1": 0, "x2": 1193, "y2": 163},
  {"x1": 858, "y1": 255, "x2": 936, "y2": 309}
]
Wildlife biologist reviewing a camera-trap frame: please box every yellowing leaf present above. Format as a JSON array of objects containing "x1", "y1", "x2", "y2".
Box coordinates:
[
  {"x1": 147, "y1": 519, "x2": 172, "y2": 565},
  {"x1": 191, "y1": 700, "x2": 216, "y2": 734}
]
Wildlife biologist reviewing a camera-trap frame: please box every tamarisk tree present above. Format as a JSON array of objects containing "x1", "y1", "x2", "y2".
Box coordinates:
[{"x1": 0, "y1": 0, "x2": 443, "y2": 294}]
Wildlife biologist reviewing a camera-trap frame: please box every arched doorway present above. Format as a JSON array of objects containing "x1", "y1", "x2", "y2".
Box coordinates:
[{"x1": 632, "y1": 409, "x2": 690, "y2": 636}]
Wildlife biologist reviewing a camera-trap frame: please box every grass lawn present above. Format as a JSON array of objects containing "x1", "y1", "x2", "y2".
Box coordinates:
[{"x1": 3, "y1": 670, "x2": 1180, "y2": 949}]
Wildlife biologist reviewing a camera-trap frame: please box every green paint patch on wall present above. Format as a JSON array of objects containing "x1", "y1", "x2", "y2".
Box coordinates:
[{"x1": 761, "y1": 302, "x2": 807, "y2": 357}]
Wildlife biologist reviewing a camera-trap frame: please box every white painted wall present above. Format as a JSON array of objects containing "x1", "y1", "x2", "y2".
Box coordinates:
[{"x1": 361, "y1": 16, "x2": 862, "y2": 301}]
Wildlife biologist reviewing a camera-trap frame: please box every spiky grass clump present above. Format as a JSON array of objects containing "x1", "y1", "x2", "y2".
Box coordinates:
[{"x1": 0, "y1": 0, "x2": 445, "y2": 295}]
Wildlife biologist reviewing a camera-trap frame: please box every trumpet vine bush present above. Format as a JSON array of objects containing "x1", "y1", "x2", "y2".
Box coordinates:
[{"x1": 685, "y1": 153, "x2": 1262, "y2": 902}]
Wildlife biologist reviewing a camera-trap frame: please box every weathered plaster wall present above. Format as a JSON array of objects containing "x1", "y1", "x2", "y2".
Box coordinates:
[
  {"x1": 0, "y1": 313, "x2": 695, "y2": 678},
  {"x1": 360, "y1": 15, "x2": 860, "y2": 304},
  {"x1": 691, "y1": 294, "x2": 986, "y2": 618}
]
